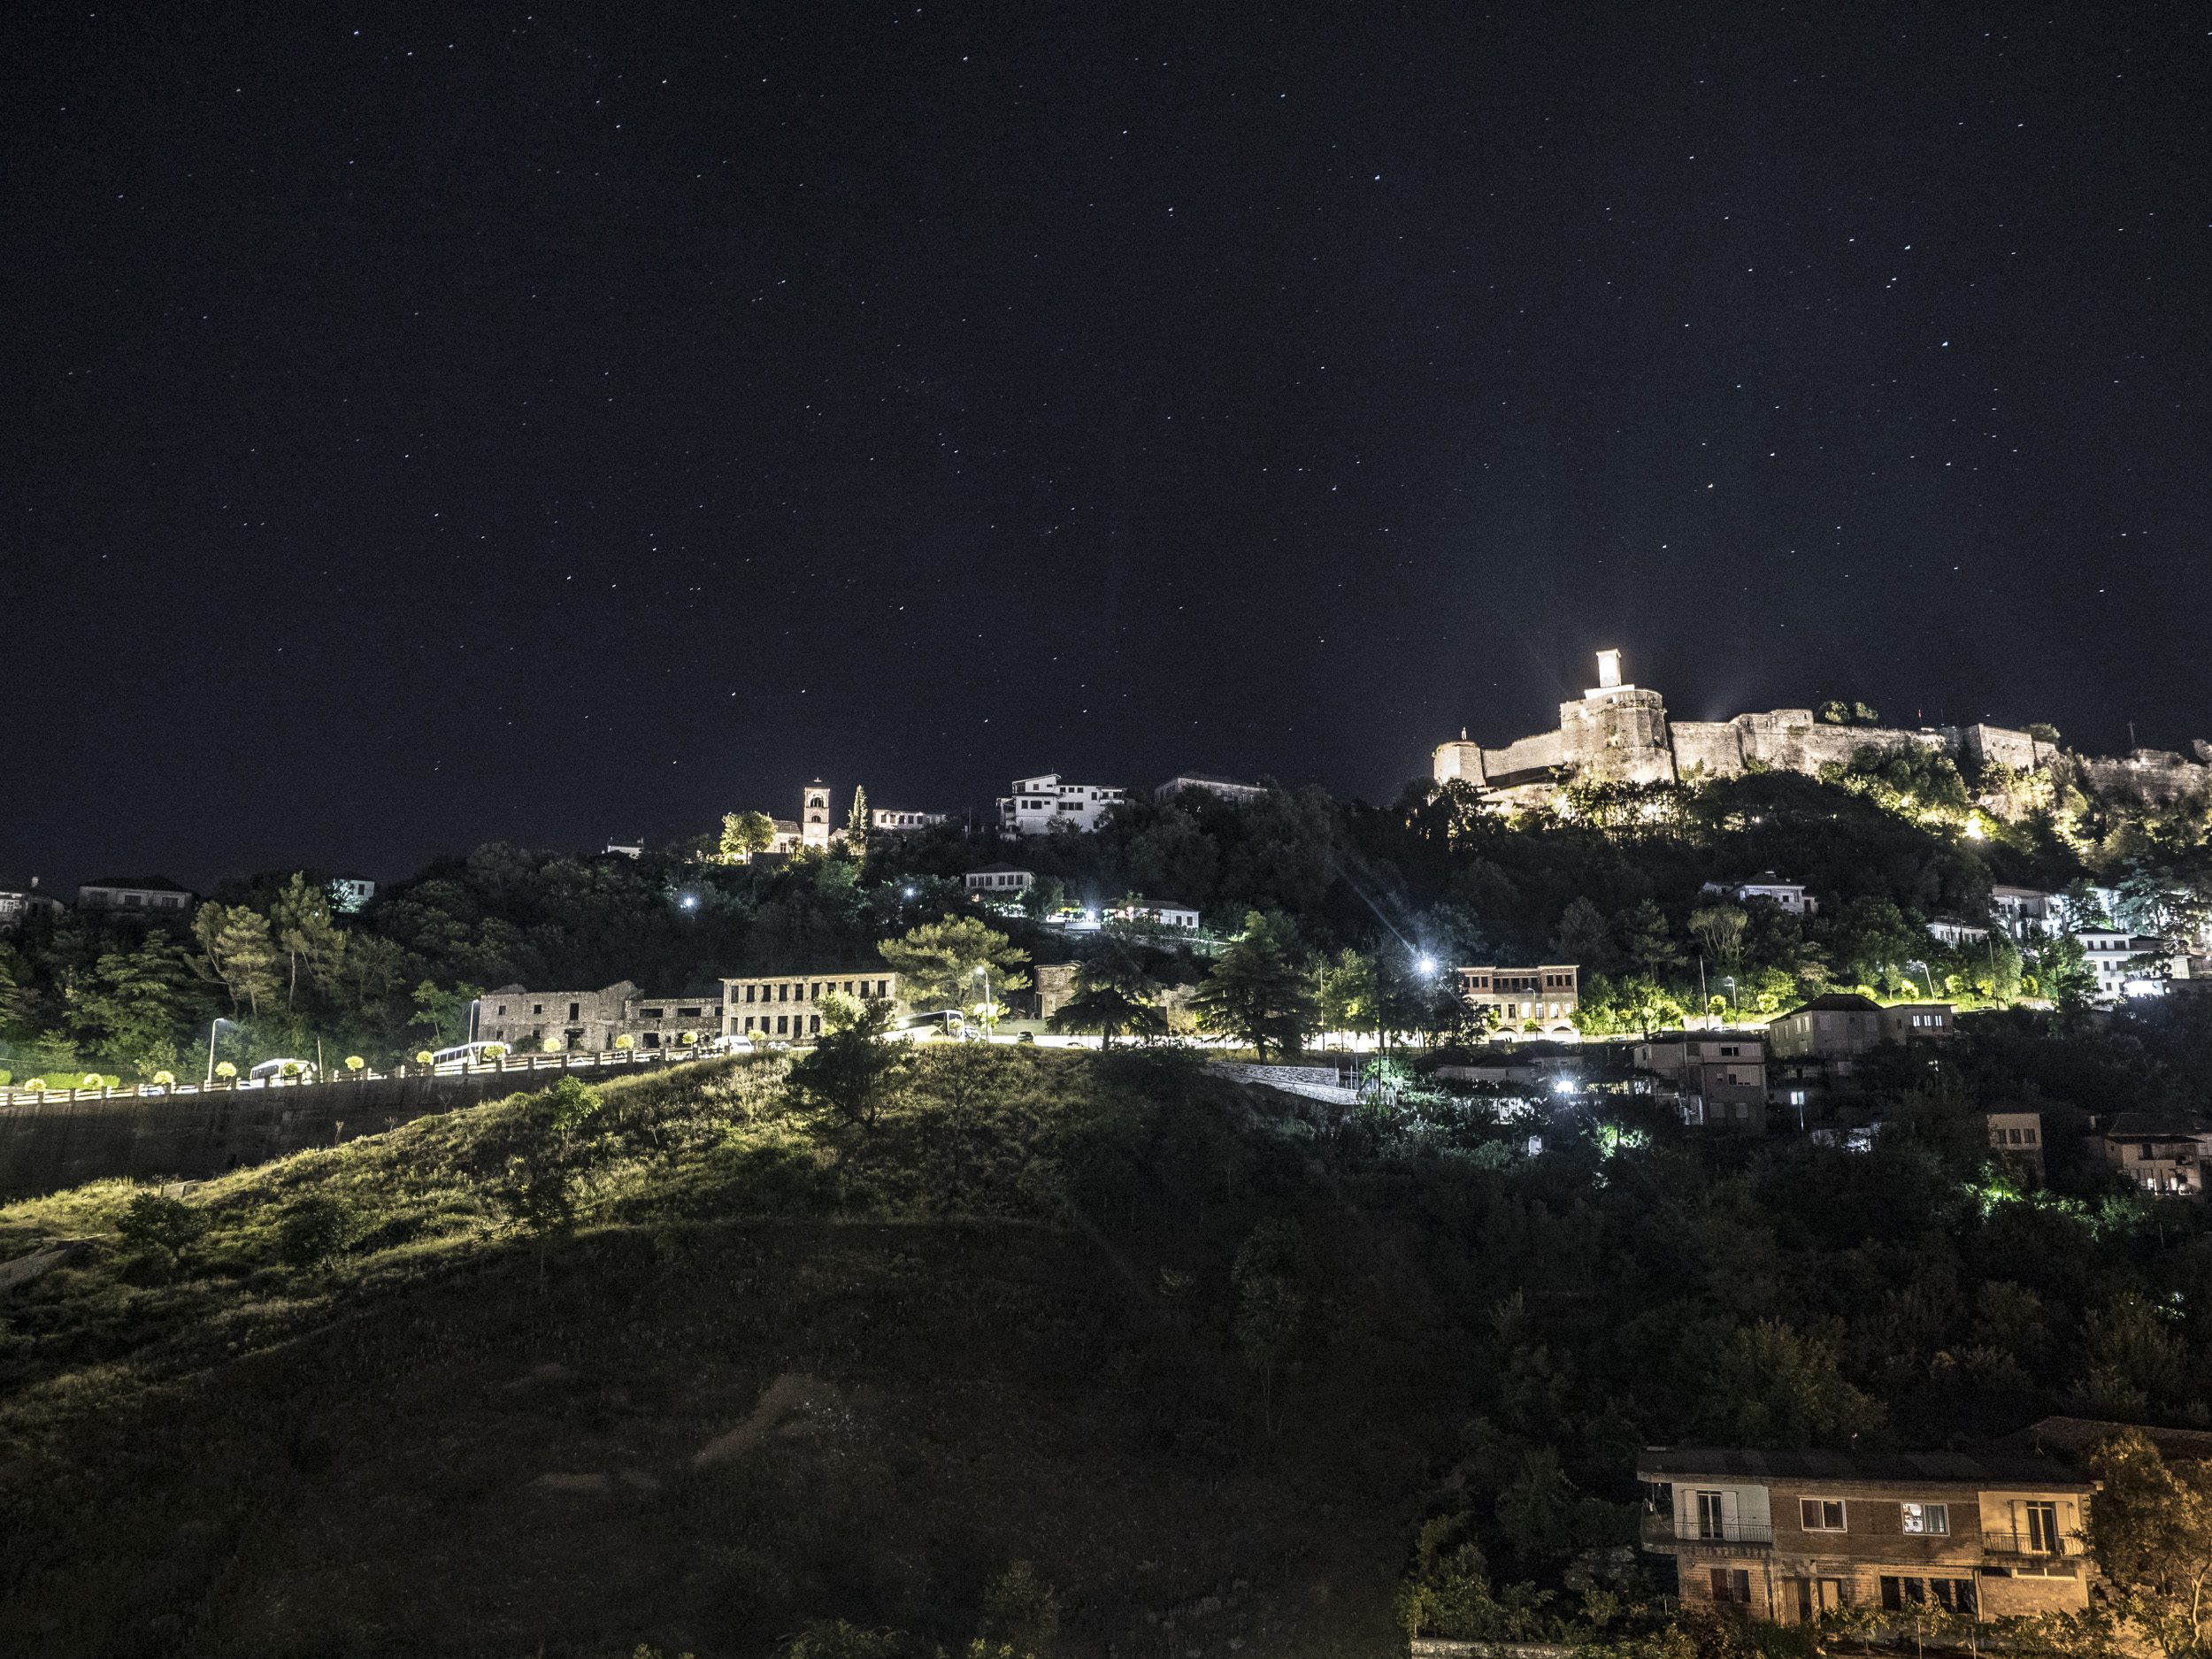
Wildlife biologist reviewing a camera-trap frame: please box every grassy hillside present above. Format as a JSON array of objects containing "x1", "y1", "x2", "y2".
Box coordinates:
[
  {"x1": 8, "y1": 1031, "x2": 2210, "y2": 1659},
  {"x1": 0, "y1": 1052, "x2": 1472, "y2": 1659}
]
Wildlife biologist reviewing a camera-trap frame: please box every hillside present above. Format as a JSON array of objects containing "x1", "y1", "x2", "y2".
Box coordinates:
[
  {"x1": 0, "y1": 1052, "x2": 1468, "y2": 1658},
  {"x1": 4, "y1": 1030, "x2": 2211, "y2": 1659}
]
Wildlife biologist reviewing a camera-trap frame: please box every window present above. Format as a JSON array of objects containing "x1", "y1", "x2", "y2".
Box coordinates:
[
  {"x1": 643, "y1": 1009, "x2": 664, "y2": 1020},
  {"x1": 533, "y1": 1004, "x2": 544, "y2": 1015},
  {"x1": 1902, "y1": 1502, "x2": 1949, "y2": 1536},
  {"x1": 1709, "y1": 1569, "x2": 1751, "y2": 1605},
  {"x1": 776, "y1": 1016, "x2": 788, "y2": 1034},
  {"x1": 1884, "y1": 1578, "x2": 1975, "y2": 1614},
  {"x1": 568, "y1": 1002, "x2": 580, "y2": 1021},
  {"x1": 496, "y1": 1004, "x2": 507, "y2": 1016},
  {"x1": 1801, "y1": 1499, "x2": 1847, "y2": 1532},
  {"x1": 2024, "y1": 1502, "x2": 2061, "y2": 1554},
  {"x1": 778, "y1": 984, "x2": 788, "y2": 1002},
  {"x1": 1695, "y1": 1492, "x2": 1726, "y2": 1540},
  {"x1": 810, "y1": 1016, "x2": 821, "y2": 1033}
]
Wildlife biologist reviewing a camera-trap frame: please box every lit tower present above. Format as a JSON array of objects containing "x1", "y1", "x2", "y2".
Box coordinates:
[{"x1": 802, "y1": 780, "x2": 832, "y2": 851}]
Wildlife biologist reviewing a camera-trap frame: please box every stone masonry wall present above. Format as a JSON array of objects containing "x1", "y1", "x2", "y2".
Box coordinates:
[{"x1": 0, "y1": 1072, "x2": 539, "y2": 1201}]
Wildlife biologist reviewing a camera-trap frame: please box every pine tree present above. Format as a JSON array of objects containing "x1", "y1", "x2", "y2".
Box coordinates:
[
  {"x1": 846, "y1": 784, "x2": 872, "y2": 856},
  {"x1": 191, "y1": 903, "x2": 282, "y2": 1018}
]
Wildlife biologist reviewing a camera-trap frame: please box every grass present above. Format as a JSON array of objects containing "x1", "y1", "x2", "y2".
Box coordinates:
[{"x1": 0, "y1": 1048, "x2": 1474, "y2": 1658}]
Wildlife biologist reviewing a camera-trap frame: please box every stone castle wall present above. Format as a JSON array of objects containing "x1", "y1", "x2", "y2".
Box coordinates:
[{"x1": 1433, "y1": 657, "x2": 2207, "y2": 807}]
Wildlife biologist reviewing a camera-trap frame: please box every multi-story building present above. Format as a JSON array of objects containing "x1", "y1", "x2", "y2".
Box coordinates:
[
  {"x1": 2078, "y1": 932, "x2": 2162, "y2": 1003},
  {"x1": 720, "y1": 972, "x2": 904, "y2": 1041},
  {"x1": 801, "y1": 781, "x2": 834, "y2": 851},
  {"x1": 1632, "y1": 1032, "x2": 1768, "y2": 1130},
  {"x1": 478, "y1": 982, "x2": 693, "y2": 1052},
  {"x1": 1156, "y1": 773, "x2": 1265, "y2": 804},
  {"x1": 1454, "y1": 964, "x2": 1579, "y2": 1036},
  {"x1": 997, "y1": 774, "x2": 1125, "y2": 835},
  {"x1": 1927, "y1": 916, "x2": 1990, "y2": 948},
  {"x1": 1767, "y1": 994, "x2": 1884, "y2": 1064},
  {"x1": 1985, "y1": 1110, "x2": 2047, "y2": 1186},
  {"x1": 1638, "y1": 1445, "x2": 2094, "y2": 1625},
  {"x1": 0, "y1": 878, "x2": 64, "y2": 929},
  {"x1": 964, "y1": 864, "x2": 1036, "y2": 897},
  {"x1": 1991, "y1": 886, "x2": 2062, "y2": 940},
  {"x1": 870, "y1": 808, "x2": 948, "y2": 834},
  {"x1": 1878, "y1": 1002, "x2": 1957, "y2": 1043},
  {"x1": 2085, "y1": 1113, "x2": 2211, "y2": 1196},
  {"x1": 77, "y1": 875, "x2": 196, "y2": 917}
]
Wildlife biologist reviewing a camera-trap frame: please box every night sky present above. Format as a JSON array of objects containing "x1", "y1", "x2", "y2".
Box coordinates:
[{"x1": 5, "y1": 4, "x2": 2208, "y2": 890}]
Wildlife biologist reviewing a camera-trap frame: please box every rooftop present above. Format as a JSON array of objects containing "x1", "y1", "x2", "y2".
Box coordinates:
[
  {"x1": 1781, "y1": 993, "x2": 1882, "y2": 1015},
  {"x1": 79, "y1": 875, "x2": 194, "y2": 894},
  {"x1": 1638, "y1": 1445, "x2": 2091, "y2": 1490}
]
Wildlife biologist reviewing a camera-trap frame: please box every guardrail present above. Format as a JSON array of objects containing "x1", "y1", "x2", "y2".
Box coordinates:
[
  {"x1": 1983, "y1": 1528, "x2": 2086, "y2": 1558},
  {"x1": 1641, "y1": 1512, "x2": 1776, "y2": 1547},
  {"x1": 0, "y1": 1047, "x2": 690, "y2": 1109}
]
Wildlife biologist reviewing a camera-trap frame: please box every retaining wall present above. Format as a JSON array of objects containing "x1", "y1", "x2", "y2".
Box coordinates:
[{"x1": 0, "y1": 1071, "x2": 549, "y2": 1201}]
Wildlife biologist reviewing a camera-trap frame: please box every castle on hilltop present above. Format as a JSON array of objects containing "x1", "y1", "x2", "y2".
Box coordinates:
[{"x1": 1432, "y1": 650, "x2": 2212, "y2": 806}]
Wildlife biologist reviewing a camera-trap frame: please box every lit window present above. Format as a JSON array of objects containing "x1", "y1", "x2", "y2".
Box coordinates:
[{"x1": 1902, "y1": 1502, "x2": 1948, "y2": 1536}]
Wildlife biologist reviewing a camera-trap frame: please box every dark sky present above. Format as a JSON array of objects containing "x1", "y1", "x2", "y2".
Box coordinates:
[{"x1": 5, "y1": 3, "x2": 2208, "y2": 890}]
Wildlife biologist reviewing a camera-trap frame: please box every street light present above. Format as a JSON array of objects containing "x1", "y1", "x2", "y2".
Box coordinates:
[{"x1": 204, "y1": 1018, "x2": 238, "y2": 1087}]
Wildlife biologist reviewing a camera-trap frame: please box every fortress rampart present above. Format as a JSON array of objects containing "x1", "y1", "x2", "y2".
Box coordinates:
[{"x1": 1433, "y1": 652, "x2": 2205, "y2": 806}]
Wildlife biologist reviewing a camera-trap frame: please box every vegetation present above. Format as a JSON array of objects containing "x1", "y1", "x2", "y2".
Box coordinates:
[{"x1": 4, "y1": 995, "x2": 2212, "y2": 1653}]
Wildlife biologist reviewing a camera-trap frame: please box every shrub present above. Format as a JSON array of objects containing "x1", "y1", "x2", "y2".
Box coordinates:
[
  {"x1": 117, "y1": 1192, "x2": 209, "y2": 1263},
  {"x1": 277, "y1": 1194, "x2": 357, "y2": 1268}
]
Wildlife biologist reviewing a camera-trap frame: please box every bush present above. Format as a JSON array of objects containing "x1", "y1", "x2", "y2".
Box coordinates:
[
  {"x1": 277, "y1": 1194, "x2": 357, "y2": 1268},
  {"x1": 117, "y1": 1193, "x2": 209, "y2": 1263}
]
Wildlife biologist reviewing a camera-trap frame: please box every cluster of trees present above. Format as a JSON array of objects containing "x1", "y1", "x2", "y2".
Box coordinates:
[{"x1": 9, "y1": 736, "x2": 2208, "y2": 1083}]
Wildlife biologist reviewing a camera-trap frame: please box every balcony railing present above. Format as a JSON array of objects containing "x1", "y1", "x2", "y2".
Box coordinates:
[
  {"x1": 1641, "y1": 1512, "x2": 1775, "y2": 1548},
  {"x1": 1983, "y1": 1528, "x2": 2086, "y2": 1559}
]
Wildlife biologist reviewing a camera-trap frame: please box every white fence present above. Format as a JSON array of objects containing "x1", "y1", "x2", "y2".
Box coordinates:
[{"x1": 0, "y1": 1046, "x2": 689, "y2": 1110}]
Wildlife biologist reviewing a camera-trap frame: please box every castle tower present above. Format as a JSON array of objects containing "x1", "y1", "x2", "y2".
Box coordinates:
[
  {"x1": 802, "y1": 781, "x2": 832, "y2": 851},
  {"x1": 1594, "y1": 649, "x2": 1623, "y2": 692}
]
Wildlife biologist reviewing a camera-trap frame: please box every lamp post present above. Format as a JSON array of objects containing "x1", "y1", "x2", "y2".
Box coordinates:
[{"x1": 204, "y1": 1018, "x2": 238, "y2": 1087}]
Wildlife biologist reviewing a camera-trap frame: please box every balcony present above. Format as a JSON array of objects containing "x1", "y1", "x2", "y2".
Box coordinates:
[
  {"x1": 1641, "y1": 1511, "x2": 1775, "y2": 1552},
  {"x1": 1983, "y1": 1528, "x2": 2086, "y2": 1561}
]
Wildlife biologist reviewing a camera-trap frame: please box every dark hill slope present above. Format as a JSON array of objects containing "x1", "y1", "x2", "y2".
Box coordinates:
[{"x1": 0, "y1": 1054, "x2": 1473, "y2": 1658}]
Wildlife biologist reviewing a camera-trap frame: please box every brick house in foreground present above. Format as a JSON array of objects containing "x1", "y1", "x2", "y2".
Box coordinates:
[{"x1": 1638, "y1": 1446, "x2": 2093, "y2": 1624}]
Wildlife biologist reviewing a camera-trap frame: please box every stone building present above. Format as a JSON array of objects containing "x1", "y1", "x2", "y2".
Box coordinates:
[
  {"x1": 1638, "y1": 1445, "x2": 2094, "y2": 1624},
  {"x1": 1985, "y1": 1110, "x2": 2047, "y2": 1186},
  {"x1": 720, "y1": 972, "x2": 903, "y2": 1041},
  {"x1": 1454, "y1": 964, "x2": 1579, "y2": 1035},
  {"x1": 2085, "y1": 1113, "x2": 2210, "y2": 1196},
  {"x1": 478, "y1": 982, "x2": 718, "y2": 1053},
  {"x1": 1432, "y1": 649, "x2": 2192, "y2": 808}
]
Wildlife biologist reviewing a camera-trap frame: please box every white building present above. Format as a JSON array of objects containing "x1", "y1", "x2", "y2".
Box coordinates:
[
  {"x1": 801, "y1": 781, "x2": 833, "y2": 851},
  {"x1": 0, "y1": 878, "x2": 63, "y2": 929},
  {"x1": 78, "y1": 876, "x2": 195, "y2": 916},
  {"x1": 965, "y1": 864, "x2": 1036, "y2": 896},
  {"x1": 2078, "y1": 932, "x2": 2162, "y2": 1002},
  {"x1": 997, "y1": 774, "x2": 1125, "y2": 835},
  {"x1": 1105, "y1": 897, "x2": 1200, "y2": 930},
  {"x1": 1156, "y1": 773, "x2": 1265, "y2": 804},
  {"x1": 1927, "y1": 916, "x2": 1991, "y2": 948},
  {"x1": 603, "y1": 841, "x2": 644, "y2": 859},
  {"x1": 871, "y1": 808, "x2": 948, "y2": 833},
  {"x1": 1704, "y1": 873, "x2": 1817, "y2": 916},
  {"x1": 328, "y1": 875, "x2": 376, "y2": 913},
  {"x1": 1992, "y1": 885, "x2": 2062, "y2": 940}
]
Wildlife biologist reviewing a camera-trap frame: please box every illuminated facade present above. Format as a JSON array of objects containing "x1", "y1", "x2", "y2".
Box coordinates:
[{"x1": 1454, "y1": 964, "x2": 1579, "y2": 1035}]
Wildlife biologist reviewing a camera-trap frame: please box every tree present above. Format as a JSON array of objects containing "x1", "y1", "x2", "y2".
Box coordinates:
[
  {"x1": 1550, "y1": 897, "x2": 1615, "y2": 974},
  {"x1": 1191, "y1": 911, "x2": 1317, "y2": 1061},
  {"x1": 1702, "y1": 1320, "x2": 1881, "y2": 1448},
  {"x1": 845, "y1": 784, "x2": 872, "y2": 858},
  {"x1": 2086, "y1": 1431, "x2": 2212, "y2": 1659},
  {"x1": 1232, "y1": 1217, "x2": 1308, "y2": 1437},
  {"x1": 977, "y1": 1562, "x2": 1060, "y2": 1657},
  {"x1": 65, "y1": 933, "x2": 200, "y2": 1076},
  {"x1": 788, "y1": 997, "x2": 909, "y2": 1127},
  {"x1": 116, "y1": 1191, "x2": 208, "y2": 1274},
  {"x1": 879, "y1": 916, "x2": 1031, "y2": 1012},
  {"x1": 1319, "y1": 949, "x2": 1379, "y2": 1046},
  {"x1": 277, "y1": 1194, "x2": 357, "y2": 1269},
  {"x1": 718, "y1": 810, "x2": 778, "y2": 864},
  {"x1": 271, "y1": 872, "x2": 348, "y2": 1010},
  {"x1": 1048, "y1": 943, "x2": 1166, "y2": 1048},
  {"x1": 408, "y1": 979, "x2": 484, "y2": 1048},
  {"x1": 191, "y1": 903, "x2": 281, "y2": 1018},
  {"x1": 1687, "y1": 903, "x2": 1748, "y2": 970},
  {"x1": 1617, "y1": 900, "x2": 1683, "y2": 979}
]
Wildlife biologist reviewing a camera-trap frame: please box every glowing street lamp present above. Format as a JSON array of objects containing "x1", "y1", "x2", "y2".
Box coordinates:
[{"x1": 204, "y1": 1018, "x2": 238, "y2": 1087}]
